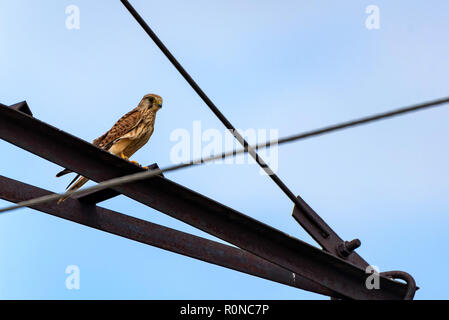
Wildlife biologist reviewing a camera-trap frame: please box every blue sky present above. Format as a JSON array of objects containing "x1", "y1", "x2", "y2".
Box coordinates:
[{"x1": 1, "y1": 0, "x2": 449, "y2": 299}]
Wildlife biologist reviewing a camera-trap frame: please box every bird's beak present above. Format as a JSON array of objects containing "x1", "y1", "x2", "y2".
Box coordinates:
[{"x1": 157, "y1": 103, "x2": 162, "y2": 109}]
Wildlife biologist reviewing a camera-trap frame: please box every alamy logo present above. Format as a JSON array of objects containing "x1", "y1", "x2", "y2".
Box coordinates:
[
  {"x1": 365, "y1": 265, "x2": 380, "y2": 290},
  {"x1": 65, "y1": 265, "x2": 80, "y2": 290},
  {"x1": 65, "y1": 5, "x2": 80, "y2": 30},
  {"x1": 169, "y1": 121, "x2": 279, "y2": 175},
  {"x1": 365, "y1": 5, "x2": 380, "y2": 30}
]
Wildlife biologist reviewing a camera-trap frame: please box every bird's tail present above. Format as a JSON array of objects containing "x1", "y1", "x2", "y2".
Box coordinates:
[
  {"x1": 57, "y1": 176, "x2": 89, "y2": 204},
  {"x1": 56, "y1": 168, "x2": 72, "y2": 177}
]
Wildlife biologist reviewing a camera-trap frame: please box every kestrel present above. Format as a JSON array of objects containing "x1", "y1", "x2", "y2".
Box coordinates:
[{"x1": 56, "y1": 93, "x2": 163, "y2": 204}]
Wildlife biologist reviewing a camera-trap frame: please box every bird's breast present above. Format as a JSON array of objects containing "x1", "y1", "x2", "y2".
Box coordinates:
[{"x1": 123, "y1": 123, "x2": 154, "y2": 157}]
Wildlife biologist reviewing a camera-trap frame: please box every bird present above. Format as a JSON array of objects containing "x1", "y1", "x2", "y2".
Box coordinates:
[{"x1": 56, "y1": 93, "x2": 163, "y2": 204}]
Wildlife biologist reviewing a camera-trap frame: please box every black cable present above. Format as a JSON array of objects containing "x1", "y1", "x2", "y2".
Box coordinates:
[
  {"x1": 277, "y1": 96, "x2": 449, "y2": 146},
  {"x1": 120, "y1": 0, "x2": 329, "y2": 236}
]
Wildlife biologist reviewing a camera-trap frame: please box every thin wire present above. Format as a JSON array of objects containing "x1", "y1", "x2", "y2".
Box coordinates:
[
  {"x1": 1, "y1": 95, "x2": 448, "y2": 215},
  {"x1": 118, "y1": 0, "x2": 330, "y2": 235},
  {"x1": 275, "y1": 96, "x2": 449, "y2": 146},
  {"x1": 208, "y1": 96, "x2": 449, "y2": 162}
]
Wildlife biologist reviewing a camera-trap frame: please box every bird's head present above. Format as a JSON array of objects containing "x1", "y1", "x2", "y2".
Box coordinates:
[{"x1": 140, "y1": 93, "x2": 163, "y2": 111}]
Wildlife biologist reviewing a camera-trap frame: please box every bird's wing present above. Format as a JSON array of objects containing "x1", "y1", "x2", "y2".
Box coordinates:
[
  {"x1": 94, "y1": 108, "x2": 143, "y2": 151},
  {"x1": 92, "y1": 131, "x2": 109, "y2": 148}
]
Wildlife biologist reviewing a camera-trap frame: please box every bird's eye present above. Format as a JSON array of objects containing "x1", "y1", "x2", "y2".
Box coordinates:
[{"x1": 148, "y1": 97, "x2": 155, "y2": 103}]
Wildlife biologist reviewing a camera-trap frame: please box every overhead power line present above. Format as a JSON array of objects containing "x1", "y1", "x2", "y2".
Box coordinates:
[
  {"x1": 275, "y1": 96, "x2": 449, "y2": 146},
  {"x1": 119, "y1": 0, "x2": 329, "y2": 236},
  {"x1": 1, "y1": 95, "x2": 448, "y2": 215}
]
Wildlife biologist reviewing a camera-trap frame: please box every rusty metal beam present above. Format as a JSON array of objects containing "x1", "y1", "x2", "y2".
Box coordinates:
[
  {"x1": 10, "y1": 100, "x2": 32, "y2": 116},
  {"x1": 0, "y1": 174, "x2": 339, "y2": 298},
  {"x1": 74, "y1": 163, "x2": 163, "y2": 204},
  {"x1": 0, "y1": 103, "x2": 411, "y2": 299}
]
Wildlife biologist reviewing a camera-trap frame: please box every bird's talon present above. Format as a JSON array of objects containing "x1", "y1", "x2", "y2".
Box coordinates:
[{"x1": 120, "y1": 152, "x2": 129, "y2": 160}]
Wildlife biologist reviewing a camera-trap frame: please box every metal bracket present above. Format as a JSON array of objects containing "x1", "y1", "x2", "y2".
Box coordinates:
[
  {"x1": 292, "y1": 197, "x2": 368, "y2": 268},
  {"x1": 10, "y1": 101, "x2": 32, "y2": 116},
  {"x1": 381, "y1": 271, "x2": 418, "y2": 300}
]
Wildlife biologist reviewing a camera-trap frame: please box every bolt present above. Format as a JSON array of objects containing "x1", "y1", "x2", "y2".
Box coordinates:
[
  {"x1": 337, "y1": 238, "x2": 361, "y2": 258},
  {"x1": 345, "y1": 239, "x2": 361, "y2": 251}
]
